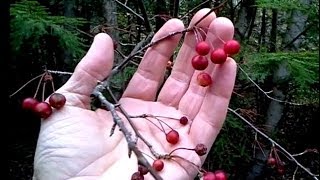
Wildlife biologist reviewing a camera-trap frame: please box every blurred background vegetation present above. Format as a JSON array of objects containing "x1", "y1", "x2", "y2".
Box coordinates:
[{"x1": 8, "y1": 0, "x2": 319, "y2": 179}]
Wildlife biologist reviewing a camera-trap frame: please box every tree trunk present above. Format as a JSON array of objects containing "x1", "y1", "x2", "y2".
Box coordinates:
[
  {"x1": 155, "y1": 0, "x2": 167, "y2": 31},
  {"x1": 63, "y1": 0, "x2": 75, "y2": 67},
  {"x1": 235, "y1": 0, "x2": 256, "y2": 40},
  {"x1": 103, "y1": 0, "x2": 120, "y2": 63},
  {"x1": 246, "y1": 0, "x2": 311, "y2": 179}
]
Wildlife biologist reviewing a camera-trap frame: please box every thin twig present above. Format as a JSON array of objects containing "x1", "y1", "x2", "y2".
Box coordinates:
[
  {"x1": 47, "y1": 70, "x2": 73, "y2": 75},
  {"x1": 115, "y1": 0, "x2": 144, "y2": 22},
  {"x1": 193, "y1": 0, "x2": 228, "y2": 26},
  {"x1": 92, "y1": 85, "x2": 163, "y2": 180},
  {"x1": 238, "y1": 65, "x2": 303, "y2": 105},
  {"x1": 9, "y1": 73, "x2": 45, "y2": 98},
  {"x1": 180, "y1": 0, "x2": 211, "y2": 19},
  {"x1": 228, "y1": 107, "x2": 319, "y2": 180}
]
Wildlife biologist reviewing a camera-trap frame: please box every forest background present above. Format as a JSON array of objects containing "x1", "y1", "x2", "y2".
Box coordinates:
[{"x1": 7, "y1": 0, "x2": 319, "y2": 179}]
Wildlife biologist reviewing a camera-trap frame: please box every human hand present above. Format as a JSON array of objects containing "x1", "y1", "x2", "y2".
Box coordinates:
[{"x1": 33, "y1": 8, "x2": 237, "y2": 180}]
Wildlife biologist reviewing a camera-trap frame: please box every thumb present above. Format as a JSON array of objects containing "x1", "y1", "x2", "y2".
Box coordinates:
[{"x1": 57, "y1": 33, "x2": 114, "y2": 108}]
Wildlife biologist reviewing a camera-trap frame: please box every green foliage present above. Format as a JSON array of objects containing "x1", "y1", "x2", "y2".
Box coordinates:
[
  {"x1": 256, "y1": 0, "x2": 308, "y2": 11},
  {"x1": 10, "y1": 0, "x2": 87, "y2": 59},
  {"x1": 241, "y1": 51, "x2": 319, "y2": 104},
  {"x1": 208, "y1": 114, "x2": 252, "y2": 171}
]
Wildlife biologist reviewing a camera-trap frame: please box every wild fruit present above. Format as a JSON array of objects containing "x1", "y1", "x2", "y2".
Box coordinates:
[
  {"x1": 22, "y1": 97, "x2": 39, "y2": 111},
  {"x1": 33, "y1": 102, "x2": 52, "y2": 119},
  {"x1": 138, "y1": 164, "x2": 149, "y2": 175},
  {"x1": 195, "y1": 143, "x2": 207, "y2": 156},
  {"x1": 214, "y1": 170, "x2": 227, "y2": 180},
  {"x1": 179, "y1": 116, "x2": 188, "y2": 125},
  {"x1": 131, "y1": 172, "x2": 144, "y2": 180},
  {"x1": 49, "y1": 93, "x2": 66, "y2": 109},
  {"x1": 166, "y1": 130, "x2": 179, "y2": 144},
  {"x1": 152, "y1": 159, "x2": 164, "y2": 171},
  {"x1": 267, "y1": 157, "x2": 276, "y2": 166},
  {"x1": 277, "y1": 166, "x2": 285, "y2": 175},
  {"x1": 210, "y1": 49, "x2": 227, "y2": 64},
  {"x1": 191, "y1": 55, "x2": 209, "y2": 70},
  {"x1": 197, "y1": 72, "x2": 212, "y2": 87},
  {"x1": 203, "y1": 172, "x2": 216, "y2": 180},
  {"x1": 195, "y1": 41, "x2": 210, "y2": 56},
  {"x1": 224, "y1": 40, "x2": 240, "y2": 55}
]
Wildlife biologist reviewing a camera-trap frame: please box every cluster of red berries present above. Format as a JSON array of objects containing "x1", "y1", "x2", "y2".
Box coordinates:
[
  {"x1": 21, "y1": 93, "x2": 66, "y2": 119},
  {"x1": 202, "y1": 170, "x2": 228, "y2": 180},
  {"x1": 192, "y1": 39, "x2": 240, "y2": 87},
  {"x1": 267, "y1": 155, "x2": 285, "y2": 175}
]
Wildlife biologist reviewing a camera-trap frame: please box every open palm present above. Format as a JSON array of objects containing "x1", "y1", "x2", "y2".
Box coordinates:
[{"x1": 33, "y1": 9, "x2": 237, "y2": 180}]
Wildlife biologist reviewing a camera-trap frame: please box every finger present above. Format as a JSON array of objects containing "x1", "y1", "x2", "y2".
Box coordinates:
[
  {"x1": 122, "y1": 19, "x2": 184, "y2": 101},
  {"x1": 190, "y1": 58, "x2": 237, "y2": 151},
  {"x1": 178, "y1": 17, "x2": 235, "y2": 119},
  {"x1": 157, "y1": 8, "x2": 216, "y2": 107},
  {"x1": 58, "y1": 33, "x2": 114, "y2": 108}
]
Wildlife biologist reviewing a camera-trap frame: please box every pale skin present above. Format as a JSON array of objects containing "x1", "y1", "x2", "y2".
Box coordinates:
[{"x1": 33, "y1": 8, "x2": 237, "y2": 180}]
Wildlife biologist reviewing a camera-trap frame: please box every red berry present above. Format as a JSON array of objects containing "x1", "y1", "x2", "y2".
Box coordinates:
[
  {"x1": 214, "y1": 170, "x2": 228, "y2": 180},
  {"x1": 224, "y1": 40, "x2": 240, "y2": 55},
  {"x1": 152, "y1": 159, "x2": 164, "y2": 171},
  {"x1": 267, "y1": 157, "x2": 276, "y2": 166},
  {"x1": 195, "y1": 41, "x2": 210, "y2": 56},
  {"x1": 195, "y1": 143, "x2": 207, "y2": 156},
  {"x1": 138, "y1": 164, "x2": 149, "y2": 175},
  {"x1": 210, "y1": 49, "x2": 227, "y2": 64},
  {"x1": 197, "y1": 72, "x2": 212, "y2": 87},
  {"x1": 166, "y1": 130, "x2": 179, "y2": 144},
  {"x1": 277, "y1": 166, "x2": 285, "y2": 175},
  {"x1": 33, "y1": 102, "x2": 52, "y2": 119},
  {"x1": 191, "y1": 55, "x2": 209, "y2": 70},
  {"x1": 203, "y1": 172, "x2": 216, "y2": 180},
  {"x1": 179, "y1": 116, "x2": 188, "y2": 125},
  {"x1": 49, "y1": 93, "x2": 66, "y2": 109},
  {"x1": 22, "y1": 97, "x2": 39, "y2": 111},
  {"x1": 131, "y1": 172, "x2": 144, "y2": 180}
]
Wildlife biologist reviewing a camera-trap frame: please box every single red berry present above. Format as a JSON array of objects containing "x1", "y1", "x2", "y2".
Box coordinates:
[
  {"x1": 49, "y1": 93, "x2": 66, "y2": 109},
  {"x1": 277, "y1": 165, "x2": 285, "y2": 175},
  {"x1": 166, "y1": 130, "x2": 179, "y2": 144},
  {"x1": 131, "y1": 171, "x2": 144, "y2": 180},
  {"x1": 214, "y1": 170, "x2": 228, "y2": 180},
  {"x1": 203, "y1": 172, "x2": 216, "y2": 180},
  {"x1": 22, "y1": 97, "x2": 39, "y2": 111},
  {"x1": 267, "y1": 157, "x2": 276, "y2": 166},
  {"x1": 179, "y1": 116, "x2": 188, "y2": 125},
  {"x1": 210, "y1": 48, "x2": 227, "y2": 64},
  {"x1": 152, "y1": 159, "x2": 164, "y2": 171},
  {"x1": 195, "y1": 143, "x2": 207, "y2": 156},
  {"x1": 191, "y1": 55, "x2": 209, "y2": 70},
  {"x1": 138, "y1": 164, "x2": 149, "y2": 175},
  {"x1": 197, "y1": 72, "x2": 212, "y2": 87},
  {"x1": 224, "y1": 40, "x2": 240, "y2": 55},
  {"x1": 195, "y1": 41, "x2": 210, "y2": 56},
  {"x1": 33, "y1": 102, "x2": 52, "y2": 119}
]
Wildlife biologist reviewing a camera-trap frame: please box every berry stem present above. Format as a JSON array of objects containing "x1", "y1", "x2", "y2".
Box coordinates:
[
  {"x1": 9, "y1": 73, "x2": 45, "y2": 98},
  {"x1": 51, "y1": 79, "x2": 55, "y2": 92},
  {"x1": 34, "y1": 73, "x2": 46, "y2": 99},
  {"x1": 168, "y1": 147, "x2": 195, "y2": 156},
  {"x1": 42, "y1": 81, "x2": 46, "y2": 102}
]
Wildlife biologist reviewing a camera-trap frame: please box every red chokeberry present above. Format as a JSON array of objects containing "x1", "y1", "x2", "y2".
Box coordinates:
[
  {"x1": 214, "y1": 170, "x2": 228, "y2": 180},
  {"x1": 203, "y1": 172, "x2": 216, "y2": 180},
  {"x1": 131, "y1": 172, "x2": 144, "y2": 180},
  {"x1": 191, "y1": 55, "x2": 209, "y2": 70},
  {"x1": 197, "y1": 72, "x2": 212, "y2": 87},
  {"x1": 195, "y1": 143, "x2": 207, "y2": 156},
  {"x1": 210, "y1": 48, "x2": 227, "y2": 64},
  {"x1": 152, "y1": 159, "x2": 164, "y2": 171},
  {"x1": 49, "y1": 93, "x2": 66, "y2": 109},
  {"x1": 33, "y1": 102, "x2": 52, "y2": 119},
  {"x1": 267, "y1": 157, "x2": 276, "y2": 166},
  {"x1": 195, "y1": 41, "x2": 210, "y2": 56},
  {"x1": 179, "y1": 116, "x2": 188, "y2": 125},
  {"x1": 166, "y1": 130, "x2": 179, "y2": 145},
  {"x1": 223, "y1": 40, "x2": 240, "y2": 55},
  {"x1": 22, "y1": 97, "x2": 39, "y2": 111}
]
